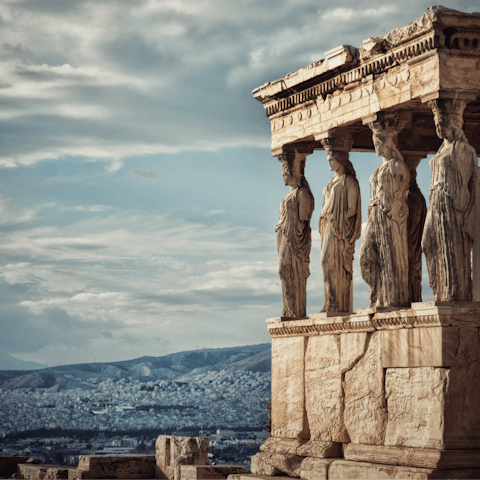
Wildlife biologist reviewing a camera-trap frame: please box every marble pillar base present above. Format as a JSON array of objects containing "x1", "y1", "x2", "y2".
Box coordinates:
[{"x1": 258, "y1": 304, "x2": 480, "y2": 478}]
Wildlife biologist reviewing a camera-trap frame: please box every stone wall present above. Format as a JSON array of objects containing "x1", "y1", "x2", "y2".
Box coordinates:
[{"x1": 253, "y1": 314, "x2": 480, "y2": 479}]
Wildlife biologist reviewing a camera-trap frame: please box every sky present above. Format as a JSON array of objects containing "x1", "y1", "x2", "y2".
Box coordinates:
[{"x1": 0, "y1": 0, "x2": 479, "y2": 366}]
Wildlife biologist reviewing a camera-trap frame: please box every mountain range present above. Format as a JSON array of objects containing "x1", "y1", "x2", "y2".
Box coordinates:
[
  {"x1": 0, "y1": 353, "x2": 48, "y2": 371},
  {"x1": 0, "y1": 343, "x2": 271, "y2": 390}
]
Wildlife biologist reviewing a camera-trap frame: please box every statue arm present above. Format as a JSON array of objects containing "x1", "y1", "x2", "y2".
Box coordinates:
[
  {"x1": 298, "y1": 188, "x2": 314, "y2": 222},
  {"x1": 345, "y1": 177, "x2": 359, "y2": 219}
]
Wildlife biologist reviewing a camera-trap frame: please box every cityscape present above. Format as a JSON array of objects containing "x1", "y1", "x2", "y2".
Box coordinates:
[{"x1": 0, "y1": 362, "x2": 271, "y2": 466}]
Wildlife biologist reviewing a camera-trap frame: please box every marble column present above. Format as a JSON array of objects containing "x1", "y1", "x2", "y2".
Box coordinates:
[
  {"x1": 359, "y1": 113, "x2": 410, "y2": 308},
  {"x1": 276, "y1": 149, "x2": 315, "y2": 318},
  {"x1": 403, "y1": 153, "x2": 427, "y2": 304},
  {"x1": 423, "y1": 97, "x2": 477, "y2": 302},
  {"x1": 319, "y1": 130, "x2": 361, "y2": 314}
]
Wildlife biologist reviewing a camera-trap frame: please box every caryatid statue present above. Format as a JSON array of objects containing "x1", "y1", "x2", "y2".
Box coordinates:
[
  {"x1": 276, "y1": 151, "x2": 315, "y2": 317},
  {"x1": 404, "y1": 154, "x2": 427, "y2": 304},
  {"x1": 319, "y1": 133, "x2": 362, "y2": 313},
  {"x1": 360, "y1": 114, "x2": 410, "y2": 307},
  {"x1": 422, "y1": 98, "x2": 477, "y2": 302}
]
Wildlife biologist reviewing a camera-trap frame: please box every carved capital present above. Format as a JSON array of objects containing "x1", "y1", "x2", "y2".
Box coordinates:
[
  {"x1": 427, "y1": 98, "x2": 468, "y2": 119},
  {"x1": 368, "y1": 112, "x2": 406, "y2": 139},
  {"x1": 278, "y1": 150, "x2": 309, "y2": 177},
  {"x1": 421, "y1": 88, "x2": 477, "y2": 104},
  {"x1": 320, "y1": 129, "x2": 354, "y2": 153}
]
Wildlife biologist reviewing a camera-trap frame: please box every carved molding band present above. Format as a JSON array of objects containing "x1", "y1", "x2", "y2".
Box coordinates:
[
  {"x1": 268, "y1": 307, "x2": 480, "y2": 337},
  {"x1": 265, "y1": 34, "x2": 436, "y2": 117},
  {"x1": 268, "y1": 320, "x2": 375, "y2": 337}
]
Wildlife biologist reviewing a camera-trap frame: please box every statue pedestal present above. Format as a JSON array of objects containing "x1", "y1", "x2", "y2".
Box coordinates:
[{"x1": 253, "y1": 305, "x2": 480, "y2": 479}]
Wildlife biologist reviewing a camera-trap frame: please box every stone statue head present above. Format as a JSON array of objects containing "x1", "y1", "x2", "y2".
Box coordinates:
[
  {"x1": 428, "y1": 98, "x2": 467, "y2": 141},
  {"x1": 325, "y1": 150, "x2": 357, "y2": 178},
  {"x1": 321, "y1": 131, "x2": 356, "y2": 178},
  {"x1": 369, "y1": 114, "x2": 405, "y2": 162},
  {"x1": 278, "y1": 152, "x2": 310, "y2": 190}
]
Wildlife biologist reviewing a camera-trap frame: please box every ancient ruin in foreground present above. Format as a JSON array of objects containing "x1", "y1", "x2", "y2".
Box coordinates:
[{"x1": 249, "y1": 6, "x2": 480, "y2": 480}]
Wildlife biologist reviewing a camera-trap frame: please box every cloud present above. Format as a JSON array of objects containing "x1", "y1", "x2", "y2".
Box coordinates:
[
  {"x1": 65, "y1": 205, "x2": 112, "y2": 212},
  {"x1": 0, "y1": 0, "x2": 449, "y2": 168},
  {"x1": 131, "y1": 168, "x2": 156, "y2": 178}
]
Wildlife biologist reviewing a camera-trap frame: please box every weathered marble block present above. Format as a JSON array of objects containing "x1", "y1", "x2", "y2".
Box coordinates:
[
  {"x1": 259, "y1": 437, "x2": 340, "y2": 458},
  {"x1": 305, "y1": 335, "x2": 349, "y2": 442},
  {"x1": 18, "y1": 464, "x2": 75, "y2": 480},
  {"x1": 328, "y1": 459, "x2": 480, "y2": 479},
  {"x1": 179, "y1": 465, "x2": 247, "y2": 479},
  {"x1": 299, "y1": 457, "x2": 335, "y2": 480},
  {"x1": 155, "y1": 436, "x2": 208, "y2": 480},
  {"x1": 271, "y1": 336, "x2": 309, "y2": 439},
  {"x1": 384, "y1": 327, "x2": 480, "y2": 450},
  {"x1": 250, "y1": 452, "x2": 303, "y2": 478},
  {"x1": 381, "y1": 326, "x2": 458, "y2": 367},
  {"x1": 343, "y1": 331, "x2": 387, "y2": 445},
  {"x1": 73, "y1": 455, "x2": 156, "y2": 479},
  {"x1": 343, "y1": 443, "x2": 480, "y2": 469}
]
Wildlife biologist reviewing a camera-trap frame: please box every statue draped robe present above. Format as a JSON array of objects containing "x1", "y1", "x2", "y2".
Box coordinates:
[
  {"x1": 319, "y1": 175, "x2": 361, "y2": 312},
  {"x1": 422, "y1": 139, "x2": 477, "y2": 301},
  {"x1": 360, "y1": 159, "x2": 410, "y2": 307},
  {"x1": 276, "y1": 186, "x2": 313, "y2": 317}
]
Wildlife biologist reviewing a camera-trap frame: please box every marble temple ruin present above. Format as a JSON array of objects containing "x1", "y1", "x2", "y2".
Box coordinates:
[{"x1": 249, "y1": 6, "x2": 480, "y2": 480}]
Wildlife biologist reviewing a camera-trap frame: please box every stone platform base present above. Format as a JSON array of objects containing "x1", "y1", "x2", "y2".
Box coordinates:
[
  {"x1": 239, "y1": 459, "x2": 480, "y2": 479},
  {"x1": 328, "y1": 460, "x2": 480, "y2": 479},
  {"x1": 180, "y1": 465, "x2": 247, "y2": 479}
]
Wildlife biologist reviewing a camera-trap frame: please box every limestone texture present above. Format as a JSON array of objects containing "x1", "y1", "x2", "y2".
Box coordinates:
[
  {"x1": 179, "y1": 465, "x2": 247, "y2": 479},
  {"x1": 18, "y1": 464, "x2": 74, "y2": 480},
  {"x1": 340, "y1": 332, "x2": 368, "y2": 373},
  {"x1": 444, "y1": 327, "x2": 480, "y2": 449},
  {"x1": 328, "y1": 459, "x2": 480, "y2": 479},
  {"x1": 71, "y1": 455, "x2": 156, "y2": 480},
  {"x1": 343, "y1": 443, "x2": 480, "y2": 469},
  {"x1": 271, "y1": 336, "x2": 309, "y2": 439},
  {"x1": 385, "y1": 367, "x2": 448, "y2": 449},
  {"x1": 295, "y1": 440, "x2": 341, "y2": 458},
  {"x1": 305, "y1": 335, "x2": 348, "y2": 442},
  {"x1": 381, "y1": 327, "x2": 458, "y2": 367},
  {"x1": 299, "y1": 457, "x2": 335, "y2": 480},
  {"x1": 259, "y1": 437, "x2": 340, "y2": 458},
  {"x1": 156, "y1": 437, "x2": 208, "y2": 480},
  {"x1": 259, "y1": 437, "x2": 306, "y2": 456},
  {"x1": 343, "y1": 332, "x2": 387, "y2": 444},
  {"x1": 250, "y1": 452, "x2": 303, "y2": 477}
]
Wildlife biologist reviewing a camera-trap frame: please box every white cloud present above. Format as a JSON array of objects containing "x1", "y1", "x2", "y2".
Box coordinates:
[{"x1": 0, "y1": 0, "x2": 445, "y2": 167}]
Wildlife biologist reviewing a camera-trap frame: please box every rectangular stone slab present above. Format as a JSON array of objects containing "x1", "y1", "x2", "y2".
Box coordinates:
[
  {"x1": 343, "y1": 443, "x2": 480, "y2": 469},
  {"x1": 384, "y1": 367, "x2": 448, "y2": 449},
  {"x1": 179, "y1": 465, "x2": 247, "y2": 479},
  {"x1": 381, "y1": 327, "x2": 458, "y2": 367},
  {"x1": 305, "y1": 335, "x2": 348, "y2": 442},
  {"x1": 328, "y1": 460, "x2": 480, "y2": 480},
  {"x1": 300, "y1": 457, "x2": 336, "y2": 480},
  {"x1": 75, "y1": 455, "x2": 156, "y2": 480},
  {"x1": 271, "y1": 336, "x2": 309, "y2": 439}
]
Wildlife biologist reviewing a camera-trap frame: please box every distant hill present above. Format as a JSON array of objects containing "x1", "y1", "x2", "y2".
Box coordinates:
[
  {"x1": 0, "y1": 343, "x2": 271, "y2": 390},
  {"x1": 0, "y1": 353, "x2": 48, "y2": 371}
]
